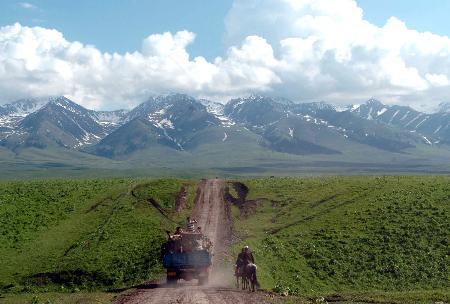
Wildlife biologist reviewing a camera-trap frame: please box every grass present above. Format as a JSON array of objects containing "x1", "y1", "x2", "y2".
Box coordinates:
[
  {"x1": 0, "y1": 292, "x2": 115, "y2": 304},
  {"x1": 2, "y1": 140, "x2": 450, "y2": 180},
  {"x1": 1, "y1": 176, "x2": 449, "y2": 303},
  {"x1": 0, "y1": 178, "x2": 197, "y2": 298},
  {"x1": 230, "y1": 176, "x2": 450, "y2": 303}
]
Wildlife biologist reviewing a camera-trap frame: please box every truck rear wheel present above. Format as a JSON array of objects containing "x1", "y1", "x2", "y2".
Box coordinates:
[
  {"x1": 198, "y1": 276, "x2": 208, "y2": 286},
  {"x1": 167, "y1": 276, "x2": 177, "y2": 285}
]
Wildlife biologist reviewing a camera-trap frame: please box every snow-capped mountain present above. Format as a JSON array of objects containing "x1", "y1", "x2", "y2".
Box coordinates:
[
  {"x1": 225, "y1": 95, "x2": 419, "y2": 154},
  {"x1": 1, "y1": 93, "x2": 450, "y2": 159},
  {"x1": 90, "y1": 94, "x2": 225, "y2": 156},
  {"x1": 0, "y1": 97, "x2": 49, "y2": 116},
  {"x1": 224, "y1": 95, "x2": 292, "y2": 127},
  {"x1": 350, "y1": 99, "x2": 450, "y2": 144},
  {"x1": 1, "y1": 96, "x2": 117, "y2": 149},
  {"x1": 0, "y1": 97, "x2": 50, "y2": 131}
]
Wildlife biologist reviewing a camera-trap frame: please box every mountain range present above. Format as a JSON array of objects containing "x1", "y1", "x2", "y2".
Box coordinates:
[{"x1": 1, "y1": 94, "x2": 449, "y2": 177}]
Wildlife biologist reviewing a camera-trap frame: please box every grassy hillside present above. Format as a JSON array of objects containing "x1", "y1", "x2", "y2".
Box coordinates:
[
  {"x1": 0, "y1": 178, "x2": 196, "y2": 298},
  {"x1": 229, "y1": 176, "x2": 450, "y2": 303}
]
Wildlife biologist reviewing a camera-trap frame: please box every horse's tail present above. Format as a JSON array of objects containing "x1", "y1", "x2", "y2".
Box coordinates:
[{"x1": 250, "y1": 264, "x2": 259, "y2": 288}]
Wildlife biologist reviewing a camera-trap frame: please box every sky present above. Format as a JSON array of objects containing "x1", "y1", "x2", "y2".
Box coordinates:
[{"x1": 0, "y1": 0, "x2": 449, "y2": 111}]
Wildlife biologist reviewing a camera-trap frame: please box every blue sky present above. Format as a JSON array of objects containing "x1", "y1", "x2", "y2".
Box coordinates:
[
  {"x1": 1, "y1": 0, "x2": 449, "y2": 59},
  {"x1": 359, "y1": 0, "x2": 450, "y2": 37},
  {"x1": 0, "y1": 0, "x2": 233, "y2": 59}
]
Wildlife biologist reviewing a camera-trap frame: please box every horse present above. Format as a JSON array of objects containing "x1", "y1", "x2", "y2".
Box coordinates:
[
  {"x1": 235, "y1": 265, "x2": 245, "y2": 289},
  {"x1": 243, "y1": 263, "x2": 258, "y2": 292}
]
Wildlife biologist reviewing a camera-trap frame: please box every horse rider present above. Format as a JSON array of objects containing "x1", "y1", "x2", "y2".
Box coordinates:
[
  {"x1": 243, "y1": 246, "x2": 255, "y2": 264},
  {"x1": 236, "y1": 245, "x2": 255, "y2": 274},
  {"x1": 236, "y1": 247, "x2": 245, "y2": 271}
]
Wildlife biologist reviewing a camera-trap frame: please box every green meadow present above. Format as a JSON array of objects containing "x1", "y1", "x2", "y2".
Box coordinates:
[
  {"x1": 230, "y1": 176, "x2": 450, "y2": 303},
  {"x1": 0, "y1": 178, "x2": 196, "y2": 303},
  {"x1": 0, "y1": 176, "x2": 448, "y2": 303}
]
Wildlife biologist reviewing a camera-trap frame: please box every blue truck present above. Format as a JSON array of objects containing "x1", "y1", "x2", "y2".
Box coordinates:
[{"x1": 162, "y1": 232, "x2": 212, "y2": 285}]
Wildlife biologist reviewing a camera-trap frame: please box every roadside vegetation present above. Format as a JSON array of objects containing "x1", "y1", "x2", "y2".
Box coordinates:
[
  {"x1": 0, "y1": 178, "x2": 196, "y2": 303},
  {"x1": 229, "y1": 176, "x2": 450, "y2": 303}
]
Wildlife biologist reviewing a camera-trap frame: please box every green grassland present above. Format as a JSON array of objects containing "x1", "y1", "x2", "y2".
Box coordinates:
[
  {"x1": 230, "y1": 176, "x2": 450, "y2": 303},
  {"x1": 0, "y1": 292, "x2": 115, "y2": 304},
  {"x1": 1, "y1": 176, "x2": 449, "y2": 303},
  {"x1": 0, "y1": 178, "x2": 197, "y2": 301},
  {"x1": 2, "y1": 141, "x2": 450, "y2": 180}
]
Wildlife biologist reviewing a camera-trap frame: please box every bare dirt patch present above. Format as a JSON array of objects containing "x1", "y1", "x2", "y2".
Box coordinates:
[
  {"x1": 225, "y1": 181, "x2": 265, "y2": 217},
  {"x1": 175, "y1": 185, "x2": 188, "y2": 212}
]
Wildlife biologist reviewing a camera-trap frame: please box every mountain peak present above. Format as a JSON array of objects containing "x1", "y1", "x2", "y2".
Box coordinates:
[
  {"x1": 310, "y1": 101, "x2": 336, "y2": 111},
  {"x1": 365, "y1": 98, "x2": 384, "y2": 107},
  {"x1": 237, "y1": 94, "x2": 294, "y2": 106},
  {"x1": 47, "y1": 95, "x2": 75, "y2": 106},
  {"x1": 292, "y1": 101, "x2": 336, "y2": 115},
  {"x1": 42, "y1": 96, "x2": 89, "y2": 116},
  {"x1": 157, "y1": 93, "x2": 196, "y2": 103},
  {"x1": 248, "y1": 93, "x2": 265, "y2": 100},
  {"x1": 1, "y1": 96, "x2": 53, "y2": 117}
]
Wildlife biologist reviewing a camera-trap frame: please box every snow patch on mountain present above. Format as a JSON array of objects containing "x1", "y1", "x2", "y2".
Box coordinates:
[
  {"x1": 377, "y1": 108, "x2": 387, "y2": 116},
  {"x1": 200, "y1": 99, "x2": 235, "y2": 127},
  {"x1": 422, "y1": 136, "x2": 432, "y2": 145},
  {"x1": 158, "y1": 118, "x2": 174, "y2": 129},
  {"x1": 351, "y1": 104, "x2": 360, "y2": 111},
  {"x1": 405, "y1": 113, "x2": 423, "y2": 127},
  {"x1": 146, "y1": 104, "x2": 176, "y2": 130},
  {"x1": 93, "y1": 110, "x2": 128, "y2": 125},
  {"x1": 222, "y1": 132, "x2": 228, "y2": 142},
  {"x1": 74, "y1": 132, "x2": 102, "y2": 148},
  {"x1": 400, "y1": 111, "x2": 410, "y2": 121},
  {"x1": 289, "y1": 128, "x2": 294, "y2": 138},
  {"x1": 388, "y1": 110, "x2": 400, "y2": 124}
]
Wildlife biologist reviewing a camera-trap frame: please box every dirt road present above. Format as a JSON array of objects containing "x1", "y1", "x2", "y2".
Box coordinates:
[{"x1": 115, "y1": 179, "x2": 281, "y2": 304}]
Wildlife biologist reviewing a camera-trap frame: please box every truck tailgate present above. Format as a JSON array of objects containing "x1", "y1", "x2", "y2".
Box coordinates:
[{"x1": 163, "y1": 250, "x2": 211, "y2": 268}]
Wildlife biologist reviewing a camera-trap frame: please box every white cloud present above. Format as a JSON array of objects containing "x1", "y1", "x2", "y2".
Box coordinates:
[
  {"x1": 1, "y1": 0, "x2": 450, "y2": 111},
  {"x1": 19, "y1": 2, "x2": 37, "y2": 9},
  {"x1": 0, "y1": 23, "x2": 275, "y2": 109},
  {"x1": 425, "y1": 73, "x2": 450, "y2": 87},
  {"x1": 225, "y1": 0, "x2": 450, "y2": 108}
]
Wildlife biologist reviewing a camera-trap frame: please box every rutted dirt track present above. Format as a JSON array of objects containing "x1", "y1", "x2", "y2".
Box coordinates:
[{"x1": 115, "y1": 179, "x2": 280, "y2": 304}]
